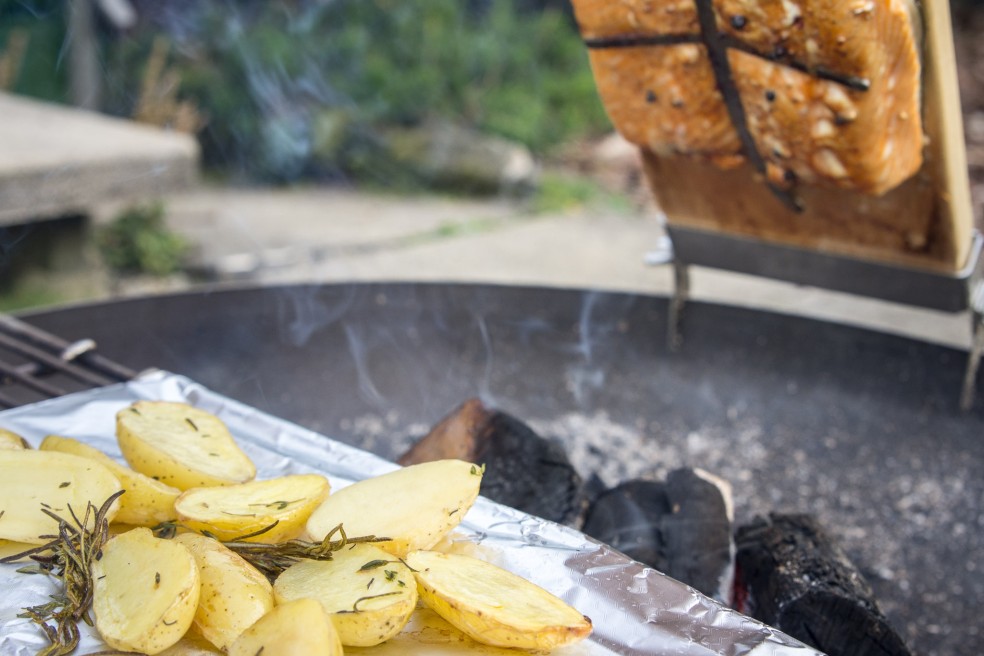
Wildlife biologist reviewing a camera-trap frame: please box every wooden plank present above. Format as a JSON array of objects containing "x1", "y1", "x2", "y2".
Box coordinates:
[
  {"x1": 921, "y1": 0, "x2": 974, "y2": 270},
  {"x1": 632, "y1": 0, "x2": 974, "y2": 273}
]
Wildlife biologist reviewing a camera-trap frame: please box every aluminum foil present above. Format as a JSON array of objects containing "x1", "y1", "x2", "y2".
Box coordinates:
[{"x1": 0, "y1": 371, "x2": 823, "y2": 656}]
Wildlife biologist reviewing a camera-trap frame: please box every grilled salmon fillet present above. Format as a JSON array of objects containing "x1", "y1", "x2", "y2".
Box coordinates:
[{"x1": 573, "y1": 0, "x2": 923, "y2": 196}]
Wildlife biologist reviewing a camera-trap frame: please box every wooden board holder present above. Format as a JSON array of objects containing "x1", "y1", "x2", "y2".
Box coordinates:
[{"x1": 637, "y1": 0, "x2": 974, "y2": 274}]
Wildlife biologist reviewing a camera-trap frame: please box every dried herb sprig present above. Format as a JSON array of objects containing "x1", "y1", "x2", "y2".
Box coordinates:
[
  {"x1": 1, "y1": 491, "x2": 124, "y2": 656},
  {"x1": 217, "y1": 523, "x2": 389, "y2": 583}
]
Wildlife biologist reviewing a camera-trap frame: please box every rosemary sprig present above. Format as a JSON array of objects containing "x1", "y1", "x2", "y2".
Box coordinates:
[
  {"x1": 1, "y1": 491, "x2": 124, "y2": 656},
  {"x1": 218, "y1": 523, "x2": 389, "y2": 583}
]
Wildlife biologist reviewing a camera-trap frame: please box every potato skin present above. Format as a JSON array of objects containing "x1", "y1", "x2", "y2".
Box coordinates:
[
  {"x1": 274, "y1": 543, "x2": 417, "y2": 647},
  {"x1": 0, "y1": 428, "x2": 29, "y2": 450},
  {"x1": 0, "y1": 449, "x2": 122, "y2": 544},
  {"x1": 92, "y1": 528, "x2": 200, "y2": 655},
  {"x1": 175, "y1": 474, "x2": 330, "y2": 543},
  {"x1": 172, "y1": 533, "x2": 274, "y2": 651},
  {"x1": 406, "y1": 550, "x2": 593, "y2": 650},
  {"x1": 40, "y1": 434, "x2": 180, "y2": 527},
  {"x1": 228, "y1": 598, "x2": 344, "y2": 656},
  {"x1": 116, "y1": 401, "x2": 255, "y2": 489}
]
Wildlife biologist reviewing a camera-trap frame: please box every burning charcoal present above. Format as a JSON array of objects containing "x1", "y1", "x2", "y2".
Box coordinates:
[
  {"x1": 399, "y1": 398, "x2": 586, "y2": 526},
  {"x1": 581, "y1": 468, "x2": 734, "y2": 603},
  {"x1": 735, "y1": 514, "x2": 912, "y2": 656},
  {"x1": 581, "y1": 480, "x2": 672, "y2": 573}
]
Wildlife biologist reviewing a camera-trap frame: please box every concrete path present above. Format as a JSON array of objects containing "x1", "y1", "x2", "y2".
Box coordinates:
[
  {"x1": 146, "y1": 185, "x2": 973, "y2": 350},
  {"x1": 0, "y1": 92, "x2": 197, "y2": 225}
]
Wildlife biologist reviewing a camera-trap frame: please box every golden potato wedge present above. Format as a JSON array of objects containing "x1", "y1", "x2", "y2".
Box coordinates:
[
  {"x1": 92, "y1": 527, "x2": 200, "y2": 655},
  {"x1": 351, "y1": 607, "x2": 526, "y2": 655},
  {"x1": 175, "y1": 474, "x2": 330, "y2": 543},
  {"x1": 0, "y1": 449, "x2": 121, "y2": 544},
  {"x1": 116, "y1": 401, "x2": 256, "y2": 489},
  {"x1": 172, "y1": 532, "x2": 274, "y2": 651},
  {"x1": 305, "y1": 459, "x2": 482, "y2": 557},
  {"x1": 0, "y1": 428, "x2": 29, "y2": 450},
  {"x1": 228, "y1": 598, "x2": 343, "y2": 656},
  {"x1": 405, "y1": 550, "x2": 592, "y2": 650},
  {"x1": 40, "y1": 434, "x2": 180, "y2": 527},
  {"x1": 273, "y1": 543, "x2": 417, "y2": 647}
]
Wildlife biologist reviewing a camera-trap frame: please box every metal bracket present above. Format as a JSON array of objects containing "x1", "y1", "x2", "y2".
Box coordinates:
[
  {"x1": 649, "y1": 228, "x2": 984, "y2": 410},
  {"x1": 668, "y1": 260, "x2": 690, "y2": 352},
  {"x1": 60, "y1": 338, "x2": 97, "y2": 362},
  {"x1": 960, "y1": 280, "x2": 984, "y2": 411}
]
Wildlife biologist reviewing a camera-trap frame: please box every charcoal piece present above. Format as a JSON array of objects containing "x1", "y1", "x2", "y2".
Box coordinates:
[
  {"x1": 735, "y1": 514, "x2": 911, "y2": 656},
  {"x1": 399, "y1": 398, "x2": 585, "y2": 526},
  {"x1": 581, "y1": 468, "x2": 734, "y2": 603},
  {"x1": 581, "y1": 479, "x2": 672, "y2": 572}
]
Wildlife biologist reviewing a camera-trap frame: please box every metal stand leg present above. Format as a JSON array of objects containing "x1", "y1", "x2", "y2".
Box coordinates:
[
  {"x1": 669, "y1": 260, "x2": 690, "y2": 352},
  {"x1": 960, "y1": 281, "x2": 984, "y2": 412}
]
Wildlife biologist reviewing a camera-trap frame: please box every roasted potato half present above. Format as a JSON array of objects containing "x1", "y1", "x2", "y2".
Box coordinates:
[
  {"x1": 274, "y1": 542, "x2": 417, "y2": 647},
  {"x1": 173, "y1": 532, "x2": 274, "y2": 651},
  {"x1": 228, "y1": 598, "x2": 344, "y2": 656},
  {"x1": 305, "y1": 459, "x2": 482, "y2": 556},
  {"x1": 116, "y1": 401, "x2": 256, "y2": 489},
  {"x1": 40, "y1": 434, "x2": 180, "y2": 527},
  {"x1": 350, "y1": 606, "x2": 526, "y2": 655},
  {"x1": 175, "y1": 474, "x2": 330, "y2": 542},
  {"x1": 92, "y1": 527, "x2": 200, "y2": 655},
  {"x1": 406, "y1": 550, "x2": 592, "y2": 650},
  {"x1": 0, "y1": 449, "x2": 121, "y2": 544},
  {"x1": 0, "y1": 428, "x2": 29, "y2": 450}
]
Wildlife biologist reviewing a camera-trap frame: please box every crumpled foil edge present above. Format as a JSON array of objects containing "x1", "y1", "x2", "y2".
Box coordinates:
[{"x1": 0, "y1": 371, "x2": 823, "y2": 656}]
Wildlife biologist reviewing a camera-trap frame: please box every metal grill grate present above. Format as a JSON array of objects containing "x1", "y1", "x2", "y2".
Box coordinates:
[{"x1": 0, "y1": 315, "x2": 137, "y2": 409}]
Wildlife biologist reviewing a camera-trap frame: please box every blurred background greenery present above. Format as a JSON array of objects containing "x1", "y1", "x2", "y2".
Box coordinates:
[{"x1": 1, "y1": 0, "x2": 611, "y2": 188}]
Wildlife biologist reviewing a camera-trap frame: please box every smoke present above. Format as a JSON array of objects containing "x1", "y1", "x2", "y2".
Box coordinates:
[
  {"x1": 473, "y1": 311, "x2": 499, "y2": 408},
  {"x1": 127, "y1": 0, "x2": 357, "y2": 180},
  {"x1": 274, "y1": 284, "x2": 358, "y2": 347},
  {"x1": 563, "y1": 290, "x2": 635, "y2": 408},
  {"x1": 343, "y1": 322, "x2": 387, "y2": 409}
]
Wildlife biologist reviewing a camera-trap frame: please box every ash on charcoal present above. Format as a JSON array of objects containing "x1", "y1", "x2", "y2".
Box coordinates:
[
  {"x1": 529, "y1": 411, "x2": 769, "y2": 502},
  {"x1": 340, "y1": 404, "x2": 981, "y2": 656},
  {"x1": 341, "y1": 411, "x2": 427, "y2": 455}
]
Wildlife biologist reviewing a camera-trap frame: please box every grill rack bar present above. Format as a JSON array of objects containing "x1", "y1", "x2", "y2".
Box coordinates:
[{"x1": 0, "y1": 314, "x2": 137, "y2": 409}]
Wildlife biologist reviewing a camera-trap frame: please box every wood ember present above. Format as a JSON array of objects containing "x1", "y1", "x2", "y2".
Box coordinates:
[
  {"x1": 399, "y1": 398, "x2": 586, "y2": 526},
  {"x1": 735, "y1": 514, "x2": 912, "y2": 656},
  {"x1": 580, "y1": 468, "x2": 734, "y2": 603}
]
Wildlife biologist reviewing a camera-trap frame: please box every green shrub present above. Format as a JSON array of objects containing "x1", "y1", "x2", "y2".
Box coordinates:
[
  {"x1": 97, "y1": 203, "x2": 186, "y2": 276},
  {"x1": 104, "y1": 2, "x2": 611, "y2": 183},
  {"x1": 531, "y1": 172, "x2": 632, "y2": 215},
  {"x1": 0, "y1": 1, "x2": 68, "y2": 103}
]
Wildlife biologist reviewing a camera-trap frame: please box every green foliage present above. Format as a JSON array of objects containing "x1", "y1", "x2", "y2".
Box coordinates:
[
  {"x1": 97, "y1": 203, "x2": 186, "y2": 276},
  {"x1": 0, "y1": 284, "x2": 64, "y2": 313},
  {"x1": 531, "y1": 172, "x2": 633, "y2": 215},
  {"x1": 0, "y1": 0, "x2": 68, "y2": 103},
  {"x1": 104, "y1": 1, "x2": 611, "y2": 182}
]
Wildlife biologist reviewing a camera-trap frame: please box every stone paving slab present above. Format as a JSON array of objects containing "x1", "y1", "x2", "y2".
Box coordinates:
[{"x1": 0, "y1": 92, "x2": 198, "y2": 225}]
